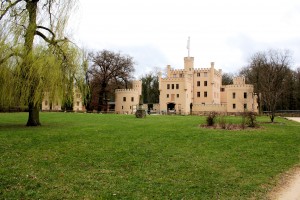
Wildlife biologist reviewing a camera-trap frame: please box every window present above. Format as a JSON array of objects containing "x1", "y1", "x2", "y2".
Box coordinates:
[
  {"x1": 167, "y1": 94, "x2": 169, "y2": 98},
  {"x1": 172, "y1": 84, "x2": 174, "y2": 89},
  {"x1": 176, "y1": 84, "x2": 179, "y2": 89},
  {"x1": 197, "y1": 72, "x2": 200, "y2": 77},
  {"x1": 177, "y1": 94, "x2": 179, "y2": 98},
  {"x1": 233, "y1": 104, "x2": 236, "y2": 109},
  {"x1": 131, "y1": 97, "x2": 134, "y2": 102},
  {"x1": 244, "y1": 92, "x2": 247, "y2": 99},
  {"x1": 232, "y1": 92, "x2": 236, "y2": 99},
  {"x1": 76, "y1": 101, "x2": 80, "y2": 106},
  {"x1": 197, "y1": 92, "x2": 200, "y2": 97},
  {"x1": 204, "y1": 72, "x2": 208, "y2": 77},
  {"x1": 244, "y1": 104, "x2": 247, "y2": 109},
  {"x1": 167, "y1": 84, "x2": 170, "y2": 89},
  {"x1": 204, "y1": 91, "x2": 207, "y2": 97},
  {"x1": 197, "y1": 81, "x2": 200, "y2": 86},
  {"x1": 204, "y1": 81, "x2": 207, "y2": 86},
  {"x1": 45, "y1": 100, "x2": 48, "y2": 106},
  {"x1": 220, "y1": 88, "x2": 225, "y2": 92},
  {"x1": 179, "y1": 74, "x2": 183, "y2": 77},
  {"x1": 123, "y1": 97, "x2": 126, "y2": 102},
  {"x1": 122, "y1": 106, "x2": 123, "y2": 109},
  {"x1": 76, "y1": 94, "x2": 80, "y2": 98}
]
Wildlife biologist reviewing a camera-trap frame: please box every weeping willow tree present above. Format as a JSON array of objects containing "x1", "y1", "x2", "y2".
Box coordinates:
[{"x1": 0, "y1": 0, "x2": 81, "y2": 126}]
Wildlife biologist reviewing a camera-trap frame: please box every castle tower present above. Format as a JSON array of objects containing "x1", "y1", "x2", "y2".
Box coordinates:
[
  {"x1": 184, "y1": 57, "x2": 194, "y2": 72},
  {"x1": 132, "y1": 80, "x2": 142, "y2": 96},
  {"x1": 233, "y1": 77, "x2": 245, "y2": 85}
]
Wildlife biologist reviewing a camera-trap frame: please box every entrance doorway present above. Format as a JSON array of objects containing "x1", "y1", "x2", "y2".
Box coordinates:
[{"x1": 167, "y1": 103, "x2": 176, "y2": 111}]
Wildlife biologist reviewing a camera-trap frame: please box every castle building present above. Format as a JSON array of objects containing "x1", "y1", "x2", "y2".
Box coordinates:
[
  {"x1": 115, "y1": 80, "x2": 142, "y2": 114},
  {"x1": 158, "y1": 56, "x2": 258, "y2": 115},
  {"x1": 41, "y1": 88, "x2": 85, "y2": 112}
]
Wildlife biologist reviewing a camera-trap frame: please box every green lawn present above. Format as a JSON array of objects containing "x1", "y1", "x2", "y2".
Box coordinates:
[{"x1": 0, "y1": 113, "x2": 299, "y2": 199}]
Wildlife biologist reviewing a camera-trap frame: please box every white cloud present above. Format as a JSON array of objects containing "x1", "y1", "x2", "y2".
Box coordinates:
[{"x1": 70, "y1": 0, "x2": 300, "y2": 76}]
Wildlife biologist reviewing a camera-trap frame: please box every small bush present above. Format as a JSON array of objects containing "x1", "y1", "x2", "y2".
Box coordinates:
[
  {"x1": 242, "y1": 111, "x2": 258, "y2": 128},
  {"x1": 245, "y1": 111, "x2": 258, "y2": 127},
  {"x1": 206, "y1": 112, "x2": 217, "y2": 126},
  {"x1": 218, "y1": 115, "x2": 227, "y2": 129}
]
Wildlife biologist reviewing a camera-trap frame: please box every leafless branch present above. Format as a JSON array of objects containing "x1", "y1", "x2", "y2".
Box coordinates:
[{"x1": 0, "y1": 0, "x2": 22, "y2": 21}]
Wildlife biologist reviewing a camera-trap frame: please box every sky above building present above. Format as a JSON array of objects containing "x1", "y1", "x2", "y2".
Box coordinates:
[{"x1": 69, "y1": 0, "x2": 300, "y2": 78}]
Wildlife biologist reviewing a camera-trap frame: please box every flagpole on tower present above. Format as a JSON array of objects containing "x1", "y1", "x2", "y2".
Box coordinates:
[{"x1": 187, "y1": 36, "x2": 190, "y2": 57}]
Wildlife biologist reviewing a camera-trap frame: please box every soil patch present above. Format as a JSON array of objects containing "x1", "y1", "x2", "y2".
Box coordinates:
[
  {"x1": 199, "y1": 124, "x2": 262, "y2": 131},
  {"x1": 268, "y1": 166, "x2": 300, "y2": 200}
]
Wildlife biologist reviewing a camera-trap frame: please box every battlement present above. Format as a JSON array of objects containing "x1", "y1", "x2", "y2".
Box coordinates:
[
  {"x1": 194, "y1": 67, "x2": 210, "y2": 72},
  {"x1": 161, "y1": 77, "x2": 191, "y2": 82},
  {"x1": 225, "y1": 84, "x2": 254, "y2": 88},
  {"x1": 170, "y1": 69, "x2": 185, "y2": 73},
  {"x1": 115, "y1": 89, "x2": 139, "y2": 93}
]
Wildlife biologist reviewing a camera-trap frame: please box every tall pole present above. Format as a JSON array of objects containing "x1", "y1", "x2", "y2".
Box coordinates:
[{"x1": 187, "y1": 36, "x2": 190, "y2": 58}]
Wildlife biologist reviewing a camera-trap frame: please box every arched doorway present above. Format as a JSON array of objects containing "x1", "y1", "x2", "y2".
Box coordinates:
[{"x1": 167, "y1": 103, "x2": 176, "y2": 111}]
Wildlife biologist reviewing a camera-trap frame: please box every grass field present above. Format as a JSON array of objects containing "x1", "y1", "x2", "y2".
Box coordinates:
[{"x1": 0, "y1": 112, "x2": 299, "y2": 199}]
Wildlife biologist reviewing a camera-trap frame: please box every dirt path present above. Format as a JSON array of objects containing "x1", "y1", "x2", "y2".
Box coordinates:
[
  {"x1": 269, "y1": 167, "x2": 300, "y2": 200},
  {"x1": 269, "y1": 117, "x2": 300, "y2": 200}
]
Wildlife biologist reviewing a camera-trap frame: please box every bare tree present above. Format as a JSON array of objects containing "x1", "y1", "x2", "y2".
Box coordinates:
[
  {"x1": 243, "y1": 49, "x2": 292, "y2": 122},
  {"x1": 0, "y1": 0, "x2": 80, "y2": 126},
  {"x1": 221, "y1": 72, "x2": 234, "y2": 85},
  {"x1": 89, "y1": 50, "x2": 135, "y2": 112}
]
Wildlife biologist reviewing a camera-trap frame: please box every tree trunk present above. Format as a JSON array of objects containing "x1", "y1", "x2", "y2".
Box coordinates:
[
  {"x1": 26, "y1": 103, "x2": 41, "y2": 126},
  {"x1": 25, "y1": 1, "x2": 40, "y2": 126},
  {"x1": 270, "y1": 113, "x2": 275, "y2": 123},
  {"x1": 98, "y1": 82, "x2": 107, "y2": 112}
]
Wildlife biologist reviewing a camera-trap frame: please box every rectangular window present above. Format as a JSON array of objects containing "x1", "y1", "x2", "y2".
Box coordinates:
[
  {"x1": 204, "y1": 81, "x2": 207, "y2": 86},
  {"x1": 232, "y1": 92, "x2": 236, "y2": 99},
  {"x1": 197, "y1": 73, "x2": 200, "y2": 77},
  {"x1": 77, "y1": 101, "x2": 80, "y2": 106},
  {"x1": 172, "y1": 84, "x2": 174, "y2": 89},
  {"x1": 220, "y1": 88, "x2": 225, "y2": 92},
  {"x1": 167, "y1": 94, "x2": 169, "y2": 98},
  {"x1": 244, "y1": 104, "x2": 247, "y2": 109},
  {"x1": 177, "y1": 94, "x2": 179, "y2": 98},
  {"x1": 179, "y1": 74, "x2": 183, "y2": 77},
  {"x1": 204, "y1": 72, "x2": 208, "y2": 77},
  {"x1": 167, "y1": 84, "x2": 170, "y2": 89},
  {"x1": 197, "y1": 92, "x2": 200, "y2": 97},
  {"x1": 204, "y1": 91, "x2": 207, "y2": 97},
  {"x1": 123, "y1": 97, "x2": 126, "y2": 102},
  {"x1": 244, "y1": 92, "x2": 247, "y2": 99},
  {"x1": 131, "y1": 97, "x2": 134, "y2": 102},
  {"x1": 176, "y1": 84, "x2": 179, "y2": 89},
  {"x1": 233, "y1": 104, "x2": 236, "y2": 109},
  {"x1": 197, "y1": 81, "x2": 200, "y2": 86}
]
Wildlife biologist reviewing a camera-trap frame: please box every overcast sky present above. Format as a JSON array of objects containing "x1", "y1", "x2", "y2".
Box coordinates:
[{"x1": 69, "y1": 0, "x2": 300, "y2": 78}]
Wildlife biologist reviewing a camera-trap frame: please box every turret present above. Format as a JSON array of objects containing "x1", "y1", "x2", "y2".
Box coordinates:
[
  {"x1": 184, "y1": 57, "x2": 194, "y2": 72},
  {"x1": 132, "y1": 80, "x2": 142, "y2": 95}
]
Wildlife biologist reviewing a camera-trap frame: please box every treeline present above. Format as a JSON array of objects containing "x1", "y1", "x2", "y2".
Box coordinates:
[{"x1": 223, "y1": 49, "x2": 300, "y2": 122}]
